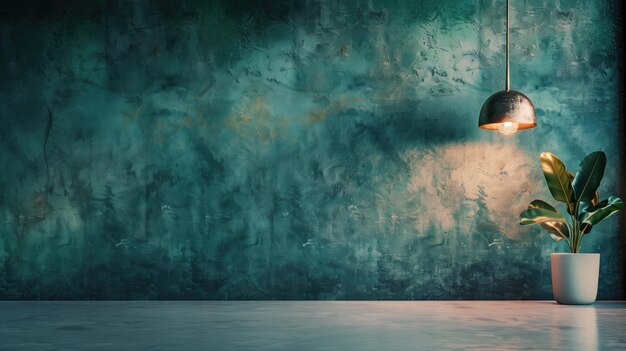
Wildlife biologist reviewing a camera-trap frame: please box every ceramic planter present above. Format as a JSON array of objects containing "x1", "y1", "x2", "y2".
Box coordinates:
[{"x1": 551, "y1": 253, "x2": 600, "y2": 305}]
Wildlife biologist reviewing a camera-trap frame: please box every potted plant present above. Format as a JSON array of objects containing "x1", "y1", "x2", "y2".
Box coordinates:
[{"x1": 519, "y1": 151, "x2": 623, "y2": 304}]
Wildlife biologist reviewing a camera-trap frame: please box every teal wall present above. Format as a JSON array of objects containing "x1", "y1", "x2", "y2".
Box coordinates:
[{"x1": 0, "y1": 0, "x2": 622, "y2": 299}]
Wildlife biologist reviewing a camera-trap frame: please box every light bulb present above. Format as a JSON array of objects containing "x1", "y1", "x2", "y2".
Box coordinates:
[{"x1": 498, "y1": 121, "x2": 518, "y2": 136}]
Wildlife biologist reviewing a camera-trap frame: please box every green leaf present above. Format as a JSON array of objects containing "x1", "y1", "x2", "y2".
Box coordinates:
[
  {"x1": 519, "y1": 199, "x2": 568, "y2": 226},
  {"x1": 541, "y1": 221, "x2": 570, "y2": 242},
  {"x1": 567, "y1": 172, "x2": 574, "y2": 183},
  {"x1": 572, "y1": 151, "x2": 606, "y2": 203},
  {"x1": 540, "y1": 152, "x2": 576, "y2": 214},
  {"x1": 580, "y1": 191, "x2": 599, "y2": 213},
  {"x1": 579, "y1": 197, "x2": 606, "y2": 221},
  {"x1": 582, "y1": 196, "x2": 624, "y2": 227}
]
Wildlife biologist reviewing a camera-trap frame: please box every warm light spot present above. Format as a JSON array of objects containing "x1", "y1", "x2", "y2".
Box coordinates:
[
  {"x1": 498, "y1": 121, "x2": 518, "y2": 136},
  {"x1": 403, "y1": 142, "x2": 539, "y2": 240}
]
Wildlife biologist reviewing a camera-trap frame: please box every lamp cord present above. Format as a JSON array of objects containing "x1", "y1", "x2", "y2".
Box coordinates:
[{"x1": 505, "y1": 0, "x2": 510, "y2": 91}]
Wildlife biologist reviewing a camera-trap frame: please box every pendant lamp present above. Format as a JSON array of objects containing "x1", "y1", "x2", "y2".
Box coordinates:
[{"x1": 479, "y1": 0, "x2": 536, "y2": 135}]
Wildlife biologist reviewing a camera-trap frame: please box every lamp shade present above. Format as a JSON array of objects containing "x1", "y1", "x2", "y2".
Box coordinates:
[{"x1": 478, "y1": 90, "x2": 536, "y2": 132}]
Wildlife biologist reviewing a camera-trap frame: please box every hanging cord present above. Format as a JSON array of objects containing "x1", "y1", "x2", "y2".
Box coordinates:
[{"x1": 505, "y1": 0, "x2": 510, "y2": 91}]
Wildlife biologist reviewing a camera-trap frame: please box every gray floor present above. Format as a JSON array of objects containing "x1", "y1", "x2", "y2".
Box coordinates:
[{"x1": 0, "y1": 301, "x2": 625, "y2": 350}]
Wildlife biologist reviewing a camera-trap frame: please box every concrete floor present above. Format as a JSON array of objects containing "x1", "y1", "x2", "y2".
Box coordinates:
[{"x1": 0, "y1": 301, "x2": 625, "y2": 350}]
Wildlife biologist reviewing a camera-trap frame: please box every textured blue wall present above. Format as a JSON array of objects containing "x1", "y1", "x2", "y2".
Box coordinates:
[{"x1": 0, "y1": 0, "x2": 622, "y2": 299}]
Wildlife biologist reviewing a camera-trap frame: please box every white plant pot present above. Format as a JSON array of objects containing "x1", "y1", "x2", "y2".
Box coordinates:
[{"x1": 551, "y1": 253, "x2": 600, "y2": 305}]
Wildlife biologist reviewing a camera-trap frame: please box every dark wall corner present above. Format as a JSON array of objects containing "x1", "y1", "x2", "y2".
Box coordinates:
[{"x1": 616, "y1": 0, "x2": 626, "y2": 299}]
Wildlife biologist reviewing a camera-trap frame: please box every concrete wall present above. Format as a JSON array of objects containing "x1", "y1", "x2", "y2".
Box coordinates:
[{"x1": 0, "y1": 0, "x2": 622, "y2": 299}]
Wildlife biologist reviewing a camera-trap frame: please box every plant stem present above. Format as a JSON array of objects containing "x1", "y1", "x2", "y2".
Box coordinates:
[
  {"x1": 569, "y1": 214, "x2": 580, "y2": 253},
  {"x1": 573, "y1": 200, "x2": 579, "y2": 253},
  {"x1": 573, "y1": 220, "x2": 577, "y2": 253}
]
